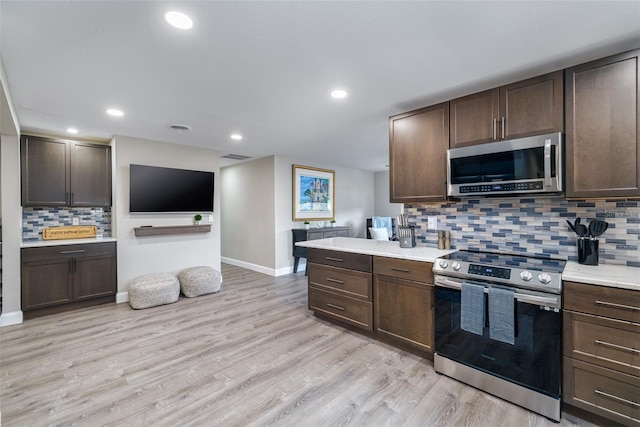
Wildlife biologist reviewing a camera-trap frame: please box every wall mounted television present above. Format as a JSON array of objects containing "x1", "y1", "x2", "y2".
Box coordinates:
[{"x1": 129, "y1": 164, "x2": 214, "y2": 213}]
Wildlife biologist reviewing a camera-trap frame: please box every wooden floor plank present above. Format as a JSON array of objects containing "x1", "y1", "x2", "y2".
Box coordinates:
[{"x1": 1, "y1": 263, "x2": 598, "y2": 426}]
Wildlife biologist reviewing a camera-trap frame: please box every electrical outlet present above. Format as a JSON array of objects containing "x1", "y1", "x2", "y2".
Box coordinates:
[
  {"x1": 427, "y1": 216, "x2": 438, "y2": 230},
  {"x1": 72, "y1": 217, "x2": 79, "y2": 225},
  {"x1": 208, "y1": 214, "x2": 213, "y2": 222}
]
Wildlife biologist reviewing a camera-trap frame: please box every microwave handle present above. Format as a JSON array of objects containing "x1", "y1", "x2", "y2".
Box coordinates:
[{"x1": 544, "y1": 138, "x2": 552, "y2": 188}]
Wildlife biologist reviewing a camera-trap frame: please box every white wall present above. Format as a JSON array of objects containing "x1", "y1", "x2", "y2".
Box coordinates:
[
  {"x1": 0, "y1": 57, "x2": 23, "y2": 326},
  {"x1": 275, "y1": 156, "x2": 375, "y2": 272},
  {"x1": 113, "y1": 135, "x2": 221, "y2": 301},
  {"x1": 374, "y1": 170, "x2": 402, "y2": 218},
  {"x1": 221, "y1": 156, "x2": 375, "y2": 276},
  {"x1": 220, "y1": 156, "x2": 276, "y2": 273}
]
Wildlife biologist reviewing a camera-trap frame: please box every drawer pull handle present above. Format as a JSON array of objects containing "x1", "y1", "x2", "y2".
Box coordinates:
[
  {"x1": 60, "y1": 250, "x2": 86, "y2": 254},
  {"x1": 391, "y1": 267, "x2": 410, "y2": 273},
  {"x1": 327, "y1": 303, "x2": 345, "y2": 311},
  {"x1": 326, "y1": 278, "x2": 344, "y2": 284},
  {"x1": 325, "y1": 256, "x2": 344, "y2": 262},
  {"x1": 595, "y1": 300, "x2": 640, "y2": 311},
  {"x1": 595, "y1": 340, "x2": 640, "y2": 354},
  {"x1": 594, "y1": 389, "x2": 640, "y2": 408}
]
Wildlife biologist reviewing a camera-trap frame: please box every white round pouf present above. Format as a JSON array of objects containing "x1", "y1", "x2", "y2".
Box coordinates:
[
  {"x1": 129, "y1": 273, "x2": 180, "y2": 309},
  {"x1": 178, "y1": 266, "x2": 222, "y2": 297}
]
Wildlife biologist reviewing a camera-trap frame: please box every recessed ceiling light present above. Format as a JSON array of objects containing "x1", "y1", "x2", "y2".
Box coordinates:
[
  {"x1": 67, "y1": 128, "x2": 78, "y2": 134},
  {"x1": 106, "y1": 108, "x2": 124, "y2": 117},
  {"x1": 164, "y1": 11, "x2": 194, "y2": 30},
  {"x1": 331, "y1": 89, "x2": 348, "y2": 99},
  {"x1": 230, "y1": 134, "x2": 242, "y2": 141}
]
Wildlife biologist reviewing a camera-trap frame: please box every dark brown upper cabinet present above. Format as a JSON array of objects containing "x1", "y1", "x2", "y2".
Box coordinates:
[
  {"x1": 450, "y1": 71, "x2": 563, "y2": 148},
  {"x1": 21, "y1": 134, "x2": 112, "y2": 207},
  {"x1": 389, "y1": 102, "x2": 449, "y2": 203},
  {"x1": 565, "y1": 49, "x2": 640, "y2": 199}
]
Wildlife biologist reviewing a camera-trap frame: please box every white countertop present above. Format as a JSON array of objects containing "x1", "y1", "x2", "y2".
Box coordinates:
[
  {"x1": 21, "y1": 237, "x2": 117, "y2": 248},
  {"x1": 562, "y1": 261, "x2": 640, "y2": 292},
  {"x1": 297, "y1": 237, "x2": 639, "y2": 292},
  {"x1": 296, "y1": 237, "x2": 456, "y2": 263}
]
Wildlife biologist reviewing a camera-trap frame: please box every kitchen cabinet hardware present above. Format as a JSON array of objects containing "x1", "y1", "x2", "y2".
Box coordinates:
[
  {"x1": 60, "y1": 249, "x2": 86, "y2": 254},
  {"x1": 594, "y1": 340, "x2": 639, "y2": 354},
  {"x1": 327, "y1": 303, "x2": 345, "y2": 311},
  {"x1": 390, "y1": 267, "x2": 411, "y2": 273},
  {"x1": 326, "y1": 277, "x2": 344, "y2": 284},
  {"x1": 595, "y1": 300, "x2": 640, "y2": 312},
  {"x1": 594, "y1": 389, "x2": 639, "y2": 408},
  {"x1": 325, "y1": 256, "x2": 344, "y2": 262}
]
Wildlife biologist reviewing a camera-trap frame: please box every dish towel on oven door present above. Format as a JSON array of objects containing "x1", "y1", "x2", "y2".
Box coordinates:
[
  {"x1": 461, "y1": 283, "x2": 485, "y2": 335},
  {"x1": 489, "y1": 287, "x2": 515, "y2": 345}
]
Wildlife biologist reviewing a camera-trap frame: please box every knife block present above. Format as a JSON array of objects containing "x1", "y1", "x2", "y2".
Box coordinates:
[{"x1": 398, "y1": 225, "x2": 416, "y2": 248}]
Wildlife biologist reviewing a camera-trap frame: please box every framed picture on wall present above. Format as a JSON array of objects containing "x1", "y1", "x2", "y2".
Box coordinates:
[{"x1": 292, "y1": 164, "x2": 335, "y2": 221}]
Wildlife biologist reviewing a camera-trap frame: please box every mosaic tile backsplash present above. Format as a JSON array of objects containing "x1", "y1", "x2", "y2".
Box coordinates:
[
  {"x1": 23, "y1": 207, "x2": 112, "y2": 241},
  {"x1": 405, "y1": 198, "x2": 640, "y2": 267}
]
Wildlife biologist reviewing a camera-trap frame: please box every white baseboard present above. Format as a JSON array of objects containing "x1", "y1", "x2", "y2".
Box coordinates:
[
  {"x1": 116, "y1": 292, "x2": 129, "y2": 304},
  {"x1": 0, "y1": 310, "x2": 23, "y2": 327}
]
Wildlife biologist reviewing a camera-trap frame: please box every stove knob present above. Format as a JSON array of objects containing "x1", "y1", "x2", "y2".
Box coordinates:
[
  {"x1": 520, "y1": 271, "x2": 533, "y2": 281},
  {"x1": 538, "y1": 272, "x2": 552, "y2": 284},
  {"x1": 452, "y1": 262, "x2": 461, "y2": 271},
  {"x1": 438, "y1": 260, "x2": 449, "y2": 269}
]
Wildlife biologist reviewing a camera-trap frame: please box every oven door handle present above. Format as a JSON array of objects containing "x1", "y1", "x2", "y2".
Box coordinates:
[{"x1": 434, "y1": 276, "x2": 560, "y2": 309}]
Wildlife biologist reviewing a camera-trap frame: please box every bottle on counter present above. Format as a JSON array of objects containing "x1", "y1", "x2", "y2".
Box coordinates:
[{"x1": 444, "y1": 231, "x2": 451, "y2": 250}]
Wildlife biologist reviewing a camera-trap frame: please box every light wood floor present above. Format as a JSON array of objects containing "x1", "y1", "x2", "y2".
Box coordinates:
[{"x1": 1, "y1": 264, "x2": 598, "y2": 426}]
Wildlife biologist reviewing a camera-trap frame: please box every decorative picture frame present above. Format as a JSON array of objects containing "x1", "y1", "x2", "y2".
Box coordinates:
[{"x1": 292, "y1": 164, "x2": 335, "y2": 221}]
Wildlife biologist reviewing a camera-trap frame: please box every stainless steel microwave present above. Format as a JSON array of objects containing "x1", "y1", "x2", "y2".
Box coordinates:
[{"x1": 447, "y1": 132, "x2": 563, "y2": 197}]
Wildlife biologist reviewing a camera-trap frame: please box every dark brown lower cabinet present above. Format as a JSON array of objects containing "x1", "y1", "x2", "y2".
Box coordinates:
[
  {"x1": 21, "y1": 242, "x2": 117, "y2": 319},
  {"x1": 306, "y1": 249, "x2": 435, "y2": 358},
  {"x1": 373, "y1": 257, "x2": 434, "y2": 354},
  {"x1": 563, "y1": 281, "x2": 640, "y2": 426}
]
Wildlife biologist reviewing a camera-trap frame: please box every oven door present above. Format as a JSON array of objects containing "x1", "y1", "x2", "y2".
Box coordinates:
[{"x1": 434, "y1": 275, "x2": 562, "y2": 398}]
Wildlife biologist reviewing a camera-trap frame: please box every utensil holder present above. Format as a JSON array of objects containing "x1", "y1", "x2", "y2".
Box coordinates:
[
  {"x1": 398, "y1": 225, "x2": 416, "y2": 248},
  {"x1": 577, "y1": 238, "x2": 598, "y2": 265}
]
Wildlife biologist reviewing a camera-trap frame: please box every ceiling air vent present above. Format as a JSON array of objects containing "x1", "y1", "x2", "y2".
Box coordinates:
[
  {"x1": 222, "y1": 154, "x2": 252, "y2": 161},
  {"x1": 169, "y1": 124, "x2": 191, "y2": 133}
]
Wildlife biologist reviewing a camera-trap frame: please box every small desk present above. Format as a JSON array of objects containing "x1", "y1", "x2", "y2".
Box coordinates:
[{"x1": 292, "y1": 226, "x2": 350, "y2": 274}]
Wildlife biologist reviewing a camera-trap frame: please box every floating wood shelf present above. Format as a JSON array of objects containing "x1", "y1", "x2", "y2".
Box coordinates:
[{"x1": 133, "y1": 224, "x2": 212, "y2": 237}]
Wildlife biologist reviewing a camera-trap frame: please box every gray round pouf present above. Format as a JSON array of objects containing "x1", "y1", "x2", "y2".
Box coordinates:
[
  {"x1": 178, "y1": 266, "x2": 222, "y2": 297},
  {"x1": 129, "y1": 273, "x2": 180, "y2": 309}
]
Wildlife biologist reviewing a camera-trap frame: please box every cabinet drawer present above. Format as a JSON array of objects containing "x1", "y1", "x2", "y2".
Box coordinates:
[
  {"x1": 565, "y1": 311, "x2": 640, "y2": 377},
  {"x1": 22, "y1": 242, "x2": 116, "y2": 262},
  {"x1": 564, "y1": 281, "x2": 640, "y2": 323},
  {"x1": 308, "y1": 263, "x2": 372, "y2": 300},
  {"x1": 308, "y1": 248, "x2": 372, "y2": 273},
  {"x1": 308, "y1": 288, "x2": 373, "y2": 331},
  {"x1": 335, "y1": 230, "x2": 349, "y2": 237},
  {"x1": 563, "y1": 357, "x2": 640, "y2": 426},
  {"x1": 373, "y1": 256, "x2": 433, "y2": 283}
]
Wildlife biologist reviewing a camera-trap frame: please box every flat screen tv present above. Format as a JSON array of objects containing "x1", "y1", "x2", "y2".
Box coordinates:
[{"x1": 129, "y1": 164, "x2": 214, "y2": 213}]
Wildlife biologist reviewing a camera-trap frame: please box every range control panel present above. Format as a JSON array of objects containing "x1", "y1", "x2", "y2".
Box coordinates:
[{"x1": 468, "y1": 264, "x2": 511, "y2": 279}]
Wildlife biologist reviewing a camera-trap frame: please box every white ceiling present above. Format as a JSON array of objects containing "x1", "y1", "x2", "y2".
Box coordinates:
[{"x1": 1, "y1": 1, "x2": 639, "y2": 171}]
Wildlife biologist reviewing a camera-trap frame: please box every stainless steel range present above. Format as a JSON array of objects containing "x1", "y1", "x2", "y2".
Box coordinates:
[{"x1": 432, "y1": 250, "x2": 566, "y2": 421}]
